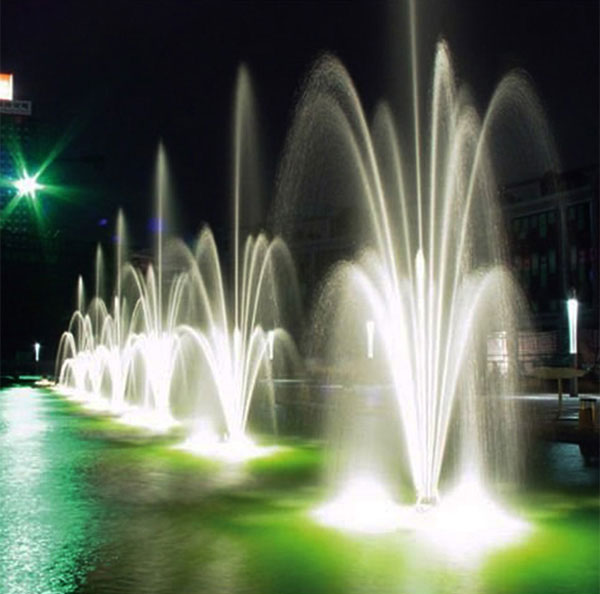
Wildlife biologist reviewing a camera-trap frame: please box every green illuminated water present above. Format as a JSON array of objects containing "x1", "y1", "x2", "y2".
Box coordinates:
[{"x1": 0, "y1": 387, "x2": 598, "y2": 594}]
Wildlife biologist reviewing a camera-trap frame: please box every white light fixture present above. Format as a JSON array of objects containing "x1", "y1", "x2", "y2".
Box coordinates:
[
  {"x1": 34, "y1": 342, "x2": 41, "y2": 362},
  {"x1": 567, "y1": 298, "x2": 578, "y2": 355},
  {"x1": 267, "y1": 330, "x2": 275, "y2": 361},
  {"x1": 366, "y1": 320, "x2": 375, "y2": 359}
]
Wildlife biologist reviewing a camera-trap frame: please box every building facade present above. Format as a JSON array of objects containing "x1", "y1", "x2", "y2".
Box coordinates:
[
  {"x1": 286, "y1": 166, "x2": 599, "y2": 371},
  {"x1": 0, "y1": 82, "x2": 62, "y2": 268},
  {"x1": 502, "y1": 166, "x2": 598, "y2": 335}
]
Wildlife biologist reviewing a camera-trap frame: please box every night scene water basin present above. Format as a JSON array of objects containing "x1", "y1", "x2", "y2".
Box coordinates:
[{"x1": 0, "y1": 386, "x2": 598, "y2": 594}]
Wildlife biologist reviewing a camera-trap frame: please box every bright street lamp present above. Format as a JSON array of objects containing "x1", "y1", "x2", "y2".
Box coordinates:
[
  {"x1": 267, "y1": 330, "x2": 275, "y2": 361},
  {"x1": 566, "y1": 295, "x2": 579, "y2": 398},
  {"x1": 14, "y1": 173, "x2": 44, "y2": 200},
  {"x1": 567, "y1": 297, "x2": 578, "y2": 355}
]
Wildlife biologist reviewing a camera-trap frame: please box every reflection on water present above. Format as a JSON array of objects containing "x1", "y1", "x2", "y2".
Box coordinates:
[
  {"x1": 538, "y1": 442, "x2": 599, "y2": 489},
  {"x1": 88, "y1": 517, "x2": 248, "y2": 594},
  {"x1": 0, "y1": 387, "x2": 597, "y2": 594},
  {"x1": 0, "y1": 388, "x2": 100, "y2": 593}
]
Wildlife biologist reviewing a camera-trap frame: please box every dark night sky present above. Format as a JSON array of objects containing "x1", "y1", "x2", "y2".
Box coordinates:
[
  {"x1": 2, "y1": 0, "x2": 598, "y2": 234},
  {"x1": 1, "y1": 0, "x2": 598, "y2": 362}
]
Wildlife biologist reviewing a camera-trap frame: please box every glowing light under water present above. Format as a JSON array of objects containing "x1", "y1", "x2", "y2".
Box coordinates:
[
  {"x1": 312, "y1": 476, "x2": 409, "y2": 534},
  {"x1": 420, "y1": 474, "x2": 530, "y2": 563},
  {"x1": 177, "y1": 430, "x2": 281, "y2": 463},
  {"x1": 312, "y1": 474, "x2": 530, "y2": 562}
]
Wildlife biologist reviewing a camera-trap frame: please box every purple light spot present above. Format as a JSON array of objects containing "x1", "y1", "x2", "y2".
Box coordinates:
[{"x1": 148, "y1": 217, "x2": 165, "y2": 233}]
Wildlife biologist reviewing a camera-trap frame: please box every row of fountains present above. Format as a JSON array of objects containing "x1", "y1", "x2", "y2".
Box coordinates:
[{"x1": 55, "y1": 27, "x2": 557, "y2": 545}]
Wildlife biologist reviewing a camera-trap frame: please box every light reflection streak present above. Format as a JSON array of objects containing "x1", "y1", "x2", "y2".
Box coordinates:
[{"x1": 0, "y1": 387, "x2": 97, "y2": 592}]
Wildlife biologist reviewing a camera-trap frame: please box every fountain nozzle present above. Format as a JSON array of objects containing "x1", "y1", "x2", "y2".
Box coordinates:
[{"x1": 416, "y1": 492, "x2": 440, "y2": 512}]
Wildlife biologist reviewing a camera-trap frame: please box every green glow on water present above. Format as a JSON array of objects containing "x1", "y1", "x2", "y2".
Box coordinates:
[
  {"x1": 0, "y1": 386, "x2": 598, "y2": 593},
  {"x1": 0, "y1": 387, "x2": 102, "y2": 593}
]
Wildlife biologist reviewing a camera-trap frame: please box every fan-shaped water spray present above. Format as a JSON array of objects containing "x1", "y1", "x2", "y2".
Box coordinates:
[
  {"x1": 56, "y1": 67, "x2": 301, "y2": 457},
  {"x1": 274, "y1": 18, "x2": 556, "y2": 534}
]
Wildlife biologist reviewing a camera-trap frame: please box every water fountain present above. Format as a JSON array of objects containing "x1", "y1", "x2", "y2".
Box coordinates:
[
  {"x1": 3, "y1": 3, "x2": 598, "y2": 592},
  {"x1": 173, "y1": 224, "x2": 300, "y2": 461},
  {"x1": 56, "y1": 66, "x2": 301, "y2": 458},
  {"x1": 273, "y1": 8, "x2": 556, "y2": 542},
  {"x1": 54, "y1": 0, "x2": 560, "y2": 552}
]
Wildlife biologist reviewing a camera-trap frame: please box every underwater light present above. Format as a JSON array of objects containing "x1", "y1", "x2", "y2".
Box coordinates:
[
  {"x1": 312, "y1": 473, "x2": 530, "y2": 559},
  {"x1": 177, "y1": 433, "x2": 281, "y2": 463},
  {"x1": 312, "y1": 476, "x2": 409, "y2": 534},
  {"x1": 417, "y1": 474, "x2": 530, "y2": 563},
  {"x1": 176, "y1": 422, "x2": 281, "y2": 463},
  {"x1": 118, "y1": 408, "x2": 179, "y2": 433}
]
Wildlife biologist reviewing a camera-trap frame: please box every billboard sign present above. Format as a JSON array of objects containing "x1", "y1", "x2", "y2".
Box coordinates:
[{"x1": 0, "y1": 73, "x2": 13, "y2": 101}]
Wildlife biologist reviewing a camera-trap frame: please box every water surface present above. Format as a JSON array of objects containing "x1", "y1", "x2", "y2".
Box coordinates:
[{"x1": 0, "y1": 387, "x2": 598, "y2": 594}]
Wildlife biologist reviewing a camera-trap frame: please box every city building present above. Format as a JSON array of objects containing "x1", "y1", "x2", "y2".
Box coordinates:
[
  {"x1": 0, "y1": 75, "x2": 101, "y2": 371},
  {"x1": 285, "y1": 165, "x2": 598, "y2": 371},
  {"x1": 0, "y1": 74, "x2": 44, "y2": 262},
  {"x1": 502, "y1": 165, "x2": 599, "y2": 365}
]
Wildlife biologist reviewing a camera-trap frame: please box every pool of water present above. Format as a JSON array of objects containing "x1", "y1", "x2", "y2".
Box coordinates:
[{"x1": 0, "y1": 386, "x2": 598, "y2": 594}]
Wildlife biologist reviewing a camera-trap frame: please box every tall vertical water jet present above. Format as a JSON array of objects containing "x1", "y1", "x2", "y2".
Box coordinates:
[{"x1": 176, "y1": 65, "x2": 301, "y2": 458}]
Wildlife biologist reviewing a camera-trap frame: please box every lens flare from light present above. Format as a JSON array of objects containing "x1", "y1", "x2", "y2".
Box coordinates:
[{"x1": 14, "y1": 173, "x2": 44, "y2": 199}]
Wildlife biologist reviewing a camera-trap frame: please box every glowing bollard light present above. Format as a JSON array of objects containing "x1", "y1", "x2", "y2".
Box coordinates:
[
  {"x1": 366, "y1": 320, "x2": 375, "y2": 360},
  {"x1": 567, "y1": 297, "x2": 578, "y2": 355},
  {"x1": 34, "y1": 342, "x2": 41, "y2": 363},
  {"x1": 567, "y1": 295, "x2": 579, "y2": 397},
  {"x1": 267, "y1": 330, "x2": 275, "y2": 361}
]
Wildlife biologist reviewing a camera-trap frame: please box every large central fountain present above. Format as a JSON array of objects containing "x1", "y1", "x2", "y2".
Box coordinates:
[{"x1": 271, "y1": 5, "x2": 556, "y2": 537}]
